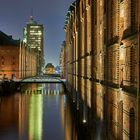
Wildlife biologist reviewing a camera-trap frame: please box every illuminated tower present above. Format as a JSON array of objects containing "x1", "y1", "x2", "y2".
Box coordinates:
[{"x1": 23, "y1": 16, "x2": 44, "y2": 74}]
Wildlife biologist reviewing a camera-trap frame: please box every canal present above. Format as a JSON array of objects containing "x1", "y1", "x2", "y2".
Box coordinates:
[{"x1": 0, "y1": 83, "x2": 80, "y2": 140}]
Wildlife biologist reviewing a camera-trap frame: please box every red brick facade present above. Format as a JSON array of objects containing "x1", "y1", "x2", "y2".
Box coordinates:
[
  {"x1": 0, "y1": 31, "x2": 37, "y2": 80},
  {"x1": 0, "y1": 46, "x2": 20, "y2": 79}
]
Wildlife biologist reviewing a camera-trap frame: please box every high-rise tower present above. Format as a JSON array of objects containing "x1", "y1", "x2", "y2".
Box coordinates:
[{"x1": 23, "y1": 16, "x2": 44, "y2": 74}]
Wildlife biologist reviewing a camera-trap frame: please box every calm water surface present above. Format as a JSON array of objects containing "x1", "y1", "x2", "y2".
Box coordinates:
[{"x1": 0, "y1": 83, "x2": 78, "y2": 140}]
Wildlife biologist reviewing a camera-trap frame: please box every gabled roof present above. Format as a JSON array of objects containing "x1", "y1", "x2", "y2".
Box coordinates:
[
  {"x1": 0, "y1": 31, "x2": 20, "y2": 46},
  {"x1": 64, "y1": 0, "x2": 79, "y2": 30}
]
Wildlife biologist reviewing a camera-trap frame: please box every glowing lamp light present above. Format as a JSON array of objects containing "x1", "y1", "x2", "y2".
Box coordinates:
[
  {"x1": 73, "y1": 98, "x2": 75, "y2": 103},
  {"x1": 82, "y1": 119, "x2": 87, "y2": 123}
]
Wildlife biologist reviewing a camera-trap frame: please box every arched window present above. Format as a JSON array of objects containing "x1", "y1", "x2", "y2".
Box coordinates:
[
  {"x1": 130, "y1": 46, "x2": 136, "y2": 86},
  {"x1": 131, "y1": 0, "x2": 136, "y2": 31},
  {"x1": 129, "y1": 108, "x2": 135, "y2": 140}
]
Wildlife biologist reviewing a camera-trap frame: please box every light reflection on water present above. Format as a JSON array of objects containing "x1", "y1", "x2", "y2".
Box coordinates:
[
  {"x1": 29, "y1": 95, "x2": 43, "y2": 140},
  {"x1": 0, "y1": 83, "x2": 78, "y2": 140}
]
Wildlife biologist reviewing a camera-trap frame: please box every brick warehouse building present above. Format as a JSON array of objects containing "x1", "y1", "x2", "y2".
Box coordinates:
[
  {"x1": 60, "y1": 41, "x2": 67, "y2": 79},
  {"x1": 0, "y1": 31, "x2": 37, "y2": 80},
  {"x1": 64, "y1": 0, "x2": 140, "y2": 140}
]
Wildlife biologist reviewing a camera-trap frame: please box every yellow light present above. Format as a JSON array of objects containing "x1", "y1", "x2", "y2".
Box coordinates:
[
  {"x1": 120, "y1": 45, "x2": 125, "y2": 60},
  {"x1": 82, "y1": 119, "x2": 87, "y2": 123},
  {"x1": 29, "y1": 95, "x2": 43, "y2": 140}
]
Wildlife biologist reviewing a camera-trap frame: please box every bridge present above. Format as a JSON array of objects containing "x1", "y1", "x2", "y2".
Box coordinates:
[
  {"x1": 14, "y1": 75, "x2": 66, "y2": 84},
  {"x1": 14, "y1": 76, "x2": 66, "y2": 85}
]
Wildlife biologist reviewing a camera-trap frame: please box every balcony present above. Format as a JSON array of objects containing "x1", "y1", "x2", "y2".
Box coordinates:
[
  {"x1": 122, "y1": 26, "x2": 138, "y2": 40},
  {"x1": 120, "y1": 85, "x2": 137, "y2": 95}
]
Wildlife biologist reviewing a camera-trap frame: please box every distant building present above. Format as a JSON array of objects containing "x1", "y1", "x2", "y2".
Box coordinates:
[
  {"x1": 55, "y1": 65, "x2": 61, "y2": 74},
  {"x1": 45, "y1": 63, "x2": 55, "y2": 74},
  {"x1": 59, "y1": 41, "x2": 66, "y2": 78},
  {"x1": 23, "y1": 16, "x2": 44, "y2": 74},
  {"x1": 0, "y1": 31, "x2": 37, "y2": 80},
  {"x1": 0, "y1": 31, "x2": 20, "y2": 79}
]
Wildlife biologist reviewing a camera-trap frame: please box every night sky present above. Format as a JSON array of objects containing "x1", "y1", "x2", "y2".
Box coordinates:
[{"x1": 0, "y1": 0, "x2": 74, "y2": 66}]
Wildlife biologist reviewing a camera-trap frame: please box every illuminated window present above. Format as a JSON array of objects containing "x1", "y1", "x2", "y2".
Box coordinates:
[
  {"x1": 30, "y1": 30, "x2": 35, "y2": 33},
  {"x1": 30, "y1": 26, "x2": 40, "y2": 28}
]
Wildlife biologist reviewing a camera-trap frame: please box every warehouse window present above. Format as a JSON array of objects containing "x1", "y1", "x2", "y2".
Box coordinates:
[
  {"x1": 129, "y1": 108, "x2": 135, "y2": 140},
  {"x1": 1, "y1": 56, "x2": 4, "y2": 65},
  {"x1": 131, "y1": 0, "x2": 136, "y2": 31}
]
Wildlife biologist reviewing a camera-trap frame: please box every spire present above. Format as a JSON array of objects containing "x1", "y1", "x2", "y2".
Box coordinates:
[
  {"x1": 28, "y1": 15, "x2": 37, "y2": 24},
  {"x1": 28, "y1": 9, "x2": 36, "y2": 24},
  {"x1": 29, "y1": 15, "x2": 33, "y2": 23}
]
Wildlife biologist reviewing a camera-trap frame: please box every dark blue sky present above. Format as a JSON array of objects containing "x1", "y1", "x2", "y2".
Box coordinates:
[{"x1": 0, "y1": 0, "x2": 74, "y2": 66}]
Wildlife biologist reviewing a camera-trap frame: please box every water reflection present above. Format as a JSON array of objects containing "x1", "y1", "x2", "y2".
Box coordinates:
[
  {"x1": 0, "y1": 95, "x2": 19, "y2": 140},
  {"x1": 0, "y1": 83, "x2": 78, "y2": 140},
  {"x1": 64, "y1": 97, "x2": 78, "y2": 140},
  {"x1": 29, "y1": 95, "x2": 43, "y2": 140}
]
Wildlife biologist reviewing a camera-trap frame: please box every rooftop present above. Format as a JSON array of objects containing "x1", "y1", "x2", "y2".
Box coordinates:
[{"x1": 0, "y1": 31, "x2": 20, "y2": 46}]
